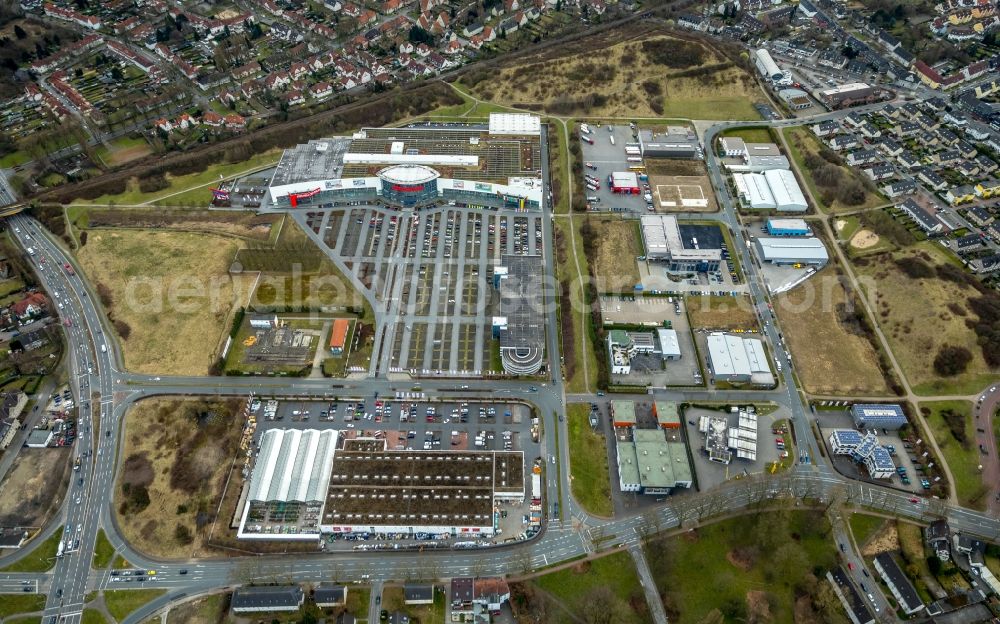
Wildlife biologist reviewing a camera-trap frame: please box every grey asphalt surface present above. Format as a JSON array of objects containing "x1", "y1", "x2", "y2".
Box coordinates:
[{"x1": 2, "y1": 106, "x2": 1000, "y2": 624}]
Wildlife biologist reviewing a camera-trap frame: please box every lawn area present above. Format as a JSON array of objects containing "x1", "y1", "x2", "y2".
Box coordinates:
[
  {"x1": 116, "y1": 398, "x2": 245, "y2": 558},
  {"x1": 469, "y1": 29, "x2": 762, "y2": 120},
  {"x1": 7, "y1": 617, "x2": 42, "y2": 624},
  {"x1": 521, "y1": 551, "x2": 647, "y2": 624},
  {"x1": 851, "y1": 242, "x2": 1000, "y2": 395},
  {"x1": 0, "y1": 594, "x2": 46, "y2": 620},
  {"x1": 647, "y1": 511, "x2": 841, "y2": 624},
  {"x1": 774, "y1": 267, "x2": 890, "y2": 396},
  {"x1": 848, "y1": 513, "x2": 886, "y2": 549},
  {"x1": 580, "y1": 217, "x2": 642, "y2": 293},
  {"x1": 165, "y1": 593, "x2": 228, "y2": 624},
  {"x1": 81, "y1": 609, "x2": 107, "y2": 624},
  {"x1": 93, "y1": 528, "x2": 115, "y2": 569},
  {"x1": 0, "y1": 530, "x2": 61, "y2": 572},
  {"x1": 833, "y1": 215, "x2": 861, "y2": 242},
  {"x1": 719, "y1": 127, "x2": 774, "y2": 143},
  {"x1": 685, "y1": 294, "x2": 757, "y2": 331},
  {"x1": 94, "y1": 136, "x2": 152, "y2": 168},
  {"x1": 554, "y1": 218, "x2": 598, "y2": 393},
  {"x1": 71, "y1": 149, "x2": 281, "y2": 206},
  {"x1": 0, "y1": 150, "x2": 30, "y2": 168},
  {"x1": 103, "y1": 589, "x2": 167, "y2": 622},
  {"x1": 921, "y1": 400, "x2": 987, "y2": 510},
  {"x1": 0, "y1": 276, "x2": 26, "y2": 298},
  {"x1": 566, "y1": 403, "x2": 612, "y2": 517},
  {"x1": 76, "y1": 229, "x2": 253, "y2": 375},
  {"x1": 782, "y1": 127, "x2": 885, "y2": 214}
]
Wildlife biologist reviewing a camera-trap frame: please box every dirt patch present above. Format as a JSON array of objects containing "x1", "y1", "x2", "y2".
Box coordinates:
[
  {"x1": 0, "y1": 448, "x2": 73, "y2": 527},
  {"x1": 726, "y1": 548, "x2": 754, "y2": 571},
  {"x1": 745, "y1": 590, "x2": 772, "y2": 623},
  {"x1": 835, "y1": 219, "x2": 847, "y2": 232},
  {"x1": 686, "y1": 295, "x2": 758, "y2": 331},
  {"x1": 581, "y1": 218, "x2": 641, "y2": 293},
  {"x1": 860, "y1": 521, "x2": 898, "y2": 557},
  {"x1": 850, "y1": 229, "x2": 880, "y2": 250},
  {"x1": 120, "y1": 453, "x2": 154, "y2": 488},
  {"x1": 647, "y1": 169, "x2": 717, "y2": 213}
]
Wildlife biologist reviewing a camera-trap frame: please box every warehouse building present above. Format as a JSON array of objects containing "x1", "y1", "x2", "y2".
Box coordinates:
[
  {"x1": 733, "y1": 170, "x2": 807, "y2": 211},
  {"x1": 778, "y1": 88, "x2": 812, "y2": 110},
  {"x1": 829, "y1": 430, "x2": 896, "y2": 479},
  {"x1": 706, "y1": 333, "x2": 774, "y2": 385},
  {"x1": 329, "y1": 319, "x2": 350, "y2": 354},
  {"x1": 616, "y1": 429, "x2": 693, "y2": 494},
  {"x1": 754, "y1": 237, "x2": 829, "y2": 267},
  {"x1": 640, "y1": 215, "x2": 722, "y2": 272},
  {"x1": 493, "y1": 255, "x2": 545, "y2": 375},
  {"x1": 611, "y1": 400, "x2": 637, "y2": 428},
  {"x1": 638, "y1": 127, "x2": 703, "y2": 159},
  {"x1": 754, "y1": 48, "x2": 785, "y2": 82},
  {"x1": 818, "y1": 83, "x2": 876, "y2": 109},
  {"x1": 656, "y1": 328, "x2": 681, "y2": 360},
  {"x1": 851, "y1": 404, "x2": 907, "y2": 430},
  {"x1": 267, "y1": 114, "x2": 544, "y2": 210},
  {"x1": 653, "y1": 401, "x2": 681, "y2": 429},
  {"x1": 610, "y1": 171, "x2": 641, "y2": 194},
  {"x1": 765, "y1": 218, "x2": 810, "y2": 236}
]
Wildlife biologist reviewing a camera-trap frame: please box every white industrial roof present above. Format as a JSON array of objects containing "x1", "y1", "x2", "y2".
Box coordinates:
[
  {"x1": 657, "y1": 328, "x2": 681, "y2": 357},
  {"x1": 488, "y1": 113, "x2": 541, "y2": 136},
  {"x1": 735, "y1": 173, "x2": 776, "y2": 209},
  {"x1": 248, "y1": 429, "x2": 337, "y2": 503},
  {"x1": 756, "y1": 237, "x2": 830, "y2": 262},
  {"x1": 764, "y1": 169, "x2": 807, "y2": 211},
  {"x1": 820, "y1": 82, "x2": 871, "y2": 96},
  {"x1": 766, "y1": 218, "x2": 809, "y2": 230},
  {"x1": 611, "y1": 171, "x2": 640, "y2": 188},
  {"x1": 377, "y1": 164, "x2": 440, "y2": 185},
  {"x1": 707, "y1": 333, "x2": 770, "y2": 378}
]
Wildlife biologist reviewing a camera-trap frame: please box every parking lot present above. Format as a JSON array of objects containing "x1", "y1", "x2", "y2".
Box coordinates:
[
  {"x1": 579, "y1": 123, "x2": 653, "y2": 214},
  {"x1": 304, "y1": 204, "x2": 545, "y2": 376}
]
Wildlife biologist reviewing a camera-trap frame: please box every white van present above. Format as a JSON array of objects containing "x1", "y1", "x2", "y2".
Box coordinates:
[
  {"x1": 587, "y1": 196, "x2": 600, "y2": 202},
  {"x1": 100, "y1": 345, "x2": 107, "y2": 353}
]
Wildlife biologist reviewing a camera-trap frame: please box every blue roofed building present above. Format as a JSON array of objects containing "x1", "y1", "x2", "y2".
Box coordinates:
[
  {"x1": 851, "y1": 404, "x2": 907, "y2": 430},
  {"x1": 829, "y1": 430, "x2": 896, "y2": 479}
]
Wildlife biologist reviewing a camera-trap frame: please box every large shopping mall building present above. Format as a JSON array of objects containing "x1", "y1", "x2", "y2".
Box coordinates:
[{"x1": 266, "y1": 114, "x2": 545, "y2": 211}]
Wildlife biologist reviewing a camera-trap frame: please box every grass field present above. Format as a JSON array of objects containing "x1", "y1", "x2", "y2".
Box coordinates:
[
  {"x1": 525, "y1": 551, "x2": 647, "y2": 624},
  {"x1": 848, "y1": 513, "x2": 886, "y2": 549},
  {"x1": 116, "y1": 398, "x2": 244, "y2": 559},
  {"x1": 782, "y1": 127, "x2": 884, "y2": 214},
  {"x1": 852, "y1": 243, "x2": 1000, "y2": 395},
  {"x1": 566, "y1": 403, "x2": 612, "y2": 517},
  {"x1": 470, "y1": 30, "x2": 761, "y2": 120},
  {"x1": 93, "y1": 528, "x2": 115, "y2": 569},
  {"x1": 76, "y1": 229, "x2": 252, "y2": 375},
  {"x1": 165, "y1": 593, "x2": 228, "y2": 624},
  {"x1": 0, "y1": 530, "x2": 61, "y2": 572},
  {"x1": 774, "y1": 268, "x2": 889, "y2": 396},
  {"x1": 0, "y1": 594, "x2": 46, "y2": 620},
  {"x1": 382, "y1": 587, "x2": 446, "y2": 624},
  {"x1": 94, "y1": 136, "x2": 152, "y2": 168},
  {"x1": 921, "y1": 401, "x2": 986, "y2": 510},
  {"x1": 719, "y1": 127, "x2": 774, "y2": 143},
  {"x1": 102, "y1": 589, "x2": 167, "y2": 622},
  {"x1": 555, "y1": 218, "x2": 598, "y2": 393},
  {"x1": 647, "y1": 511, "x2": 840, "y2": 624},
  {"x1": 71, "y1": 149, "x2": 280, "y2": 206},
  {"x1": 685, "y1": 295, "x2": 757, "y2": 331},
  {"x1": 81, "y1": 610, "x2": 107, "y2": 624},
  {"x1": 583, "y1": 218, "x2": 642, "y2": 293}
]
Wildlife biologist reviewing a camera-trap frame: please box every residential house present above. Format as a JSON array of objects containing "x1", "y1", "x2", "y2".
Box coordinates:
[
  {"x1": 879, "y1": 138, "x2": 904, "y2": 157},
  {"x1": 403, "y1": 585, "x2": 434, "y2": 605},
  {"x1": 946, "y1": 184, "x2": 976, "y2": 205},
  {"x1": 899, "y1": 198, "x2": 944, "y2": 233},
  {"x1": 974, "y1": 253, "x2": 1000, "y2": 273},
  {"x1": 314, "y1": 585, "x2": 348, "y2": 608},
  {"x1": 873, "y1": 553, "x2": 924, "y2": 615},
  {"x1": 864, "y1": 164, "x2": 894, "y2": 181},
  {"x1": 953, "y1": 233, "x2": 984, "y2": 254},
  {"x1": 310, "y1": 82, "x2": 334, "y2": 100},
  {"x1": 828, "y1": 135, "x2": 859, "y2": 151},
  {"x1": 202, "y1": 111, "x2": 224, "y2": 127},
  {"x1": 965, "y1": 204, "x2": 994, "y2": 226},
  {"x1": 846, "y1": 149, "x2": 879, "y2": 166},
  {"x1": 11, "y1": 292, "x2": 47, "y2": 320},
  {"x1": 882, "y1": 179, "x2": 916, "y2": 198},
  {"x1": 224, "y1": 113, "x2": 246, "y2": 129},
  {"x1": 917, "y1": 169, "x2": 948, "y2": 191},
  {"x1": 811, "y1": 120, "x2": 840, "y2": 138},
  {"x1": 975, "y1": 178, "x2": 1000, "y2": 198},
  {"x1": 896, "y1": 151, "x2": 922, "y2": 170}
]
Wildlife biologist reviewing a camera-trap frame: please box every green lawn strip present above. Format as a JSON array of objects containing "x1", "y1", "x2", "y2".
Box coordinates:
[
  {"x1": 0, "y1": 150, "x2": 30, "y2": 168},
  {"x1": 913, "y1": 374, "x2": 1000, "y2": 397},
  {"x1": 534, "y1": 551, "x2": 645, "y2": 623},
  {"x1": 0, "y1": 595, "x2": 47, "y2": 619},
  {"x1": 6, "y1": 616, "x2": 43, "y2": 624},
  {"x1": 102, "y1": 589, "x2": 168, "y2": 622},
  {"x1": 554, "y1": 218, "x2": 597, "y2": 393},
  {"x1": 566, "y1": 404, "x2": 612, "y2": 517},
  {"x1": 346, "y1": 587, "x2": 370, "y2": 619},
  {"x1": 112, "y1": 554, "x2": 131, "y2": 569},
  {"x1": 646, "y1": 511, "x2": 837, "y2": 624},
  {"x1": 0, "y1": 530, "x2": 61, "y2": 572},
  {"x1": 847, "y1": 513, "x2": 885, "y2": 549},
  {"x1": 719, "y1": 127, "x2": 774, "y2": 143},
  {"x1": 921, "y1": 401, "x2": 986, "y2": 509},
  {"x1": 81, "y1": 609, "x2": 108, "y2": 624},
  {"x1": 93, "y1": 528, "x2": 115, "y2": 569}
]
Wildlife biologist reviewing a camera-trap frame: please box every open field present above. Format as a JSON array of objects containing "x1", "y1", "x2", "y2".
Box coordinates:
[
  {"x1": 852, "y1": 243, "x2": 1000, "y2": 395},
  {"x1": 382, "y1": 586, "x2": 447, "y2": 624},
  {"x1": 566, "y1": 404, "x2": 612, "y2": 517},
  {"x1": 94, "y1": 136, "x2": 152, "y2": 168},
  {"x1": 0, "y1": 595, "x2": 47, "y2": 620},
  {"x1": 774, "y1": 268, "x2": 890, "y2": 396},
  {"x1": 70, "y1": 149, "x2": 281, "y2": 206},
  {"x1": 103, "y1": 589, "x2": 167, "y2": 622},
  {"x1": 685, "y1": 295, "x2": 757, "y2": 331},
  {"x1": 81, "y1": 610, "x2": 106, "y2": 624},
  {"x1": 466, "y1": 29, "x2": 762, "y2": 120},
  {"x1": 647, "y1": 511, "x2": 841, "y2": 624},
  {"x1": 848, "y1": 513, "x2": 886, "y2": 550},
  {"x1": 782, "y1": 127, "x2": 884, "y2": 214},
  {"x1": 512, "y1": 551, "x2": 647, "y2": 624},
  {"x1": 0, "y1": 530, "x2": 62, "y2": 572},
  {"x1": 555, "y1": 218, "x2": 598, "y2": 394},
  {"x1": 0, "y1": 448, "x2": 73, "y2": 529},
  {"x1": 115, "y1": 398, "x2": 244, "y2": 559},
  {"x1": 581, "y1": 218, "x2": 642, "y2": 294},
  {"x1": 921, "y1": 401, "x2": 986, "y2": 510},
  {"x1": 719, "y1": 127, "x2": 774, "y2": 143},
  {"x1": 76, "y1": 229, "x2": 252, "y2": 376},
  {"x1": 166, "y1": 593, "x2": 229, "y2": 624},
  {"x1": 70, "y1": 208, "x2": 279, "y2": 242}
]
